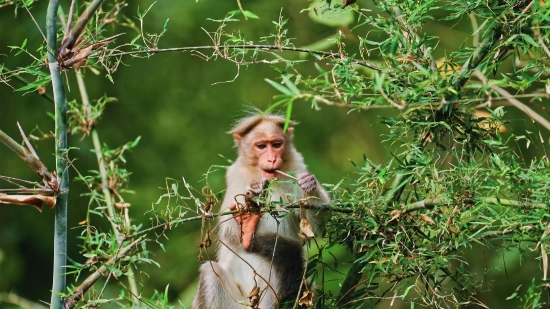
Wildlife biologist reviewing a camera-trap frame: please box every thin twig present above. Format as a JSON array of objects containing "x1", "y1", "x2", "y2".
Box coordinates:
[
  {"x1": 0, "y1": 129, "x2": 56, "y2": 187},
  {"x1": 62, "y1": 237, "x2": 144, "y2": 309},
  {"x1": 26, "y1": 7, "x2": 47, "y2": 43},
  {"x1": 0, "y1": 292, "x2": 47, "y2": 309},
  {"x1": 236, "y1": 0, "x2": 247, "y2": 20},
  {"x1": 275, "y1": 169, "x2": 297, "y2": 180},
  {"x1": 535, "y1": 23, "x2": 550, "y2": 58},
  {"x1": 125, "y1": 202, "x2": 352, "y2": 240},
  {"x1": 512, "y1": 0, "x2": 534, "y2": 24},
  {"x1": 94, "y1": 45, "x2": 380, "y2": 70},
  {"x1": 17, "y1": 122, "x2": 39, "y2": 158},
  {"x1": 65, "y1": 0, "x2": 76, "y2": 40},
  {"x1": 392, "y1": 6, "x2": 437, "y2": 72},
  {"x1": 0, "y1": 188, "x2": 53, "y2": 195},
  {"x1": 1, "y1": 66, "x2": 55, "y2": 103},
  {"x1": 474, "y1": 71, "x2": 550, "y2": 131},
  {"x1": 75, "y1": 68, "x2": 140, "y2": 303}
]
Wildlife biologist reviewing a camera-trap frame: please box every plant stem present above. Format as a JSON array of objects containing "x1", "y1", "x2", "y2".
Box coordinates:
[
  {"x1": 95, "y1": 45, "x2": 380, "y2": 70},
  {"x1": 62, "y1": 237, "x2": 144, "y2": 309},
  {"x1": 47, "y1": 0, "x2": 69, "y2": 307},
  {"x1": 452, "y1": 27, "x2": 503, "y2": 90},
  {"x1": 0, "y1": 130, "x2": 55, "y2": 183},
  {"x1": 75, "y1": 70, "x2": 140, "y2": 305},
  {"x1": 59, "y1": 0, "x2": 105, "y2": 56},
  {"x1": 335, "y1": 257, "x2": 364, "y2": 306}
]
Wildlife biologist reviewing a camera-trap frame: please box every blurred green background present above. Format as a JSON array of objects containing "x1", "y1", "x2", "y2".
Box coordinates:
[{"x1": 0, "y1": 0, "x2": 547, "y2": 308}]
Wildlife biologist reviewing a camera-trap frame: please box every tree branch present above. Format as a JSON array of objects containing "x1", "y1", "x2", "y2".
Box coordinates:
[
  {"x1": 98, "y1": 45, "x2": 380, "y2": 70},
  {"x1": 474, "y1": 70, "x2": 550, "y2": 131},
  {"x1": 452, "y1": 27, "x2": 503, "y2": 90},
  {"x1": 0, "y1": 129, "x2": 56, "y2": 188},
  {"x1": 62, "y1": 237, "x2": 144, "y2": 309}
]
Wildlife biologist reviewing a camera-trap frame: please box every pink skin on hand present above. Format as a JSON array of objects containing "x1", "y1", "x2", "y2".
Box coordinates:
[
  {"x1": 297, "y1": 172, "x2": 317, "y2": 193},
  {"x1": 230, "y1": 203, "x2": 261, "y2": 251}
]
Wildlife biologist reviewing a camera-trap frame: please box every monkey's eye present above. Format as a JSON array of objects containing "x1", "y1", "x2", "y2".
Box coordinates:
[
  {"x1": 256, "y1": 143, "x2": 267, "y2": 150},
  {"x1": 272, "y1": 141, "x2": 283, "y2": 149}
]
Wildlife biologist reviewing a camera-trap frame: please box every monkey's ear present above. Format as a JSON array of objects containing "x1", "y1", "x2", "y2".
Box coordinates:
[
  {"x1": 234, "y1": 134, "x2": 242, "y2": 145},
  {"x1": 286, "y1": 127, "x2": 294, "y2": 135}
]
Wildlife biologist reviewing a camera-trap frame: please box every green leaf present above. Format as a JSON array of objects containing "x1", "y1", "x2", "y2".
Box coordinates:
[
  {"x1": 23, "y1": 68, "x2": 49, "y2": 77},
  {"x1": 104, "y1": 264, "x2": 123, "y2": 277},
  {"x1": 243, "y1": 10, "x2": 259, "y2": 19},
  {"x1": 308, "y1": 0, "x2": 354, "y2": 27},
  {"x1": 265, "y1": 98, "x2": 291, "y2": 113},
  {"x1": 284, "y1": 100, "x2": 293, "y2": 132},
  {"x1": 265, "y1": 78, "x2": 292, "y2": 95},
  {"x1": 282, "y1": 75, "x2": 300, "y2": 95},
  {"x1": 163, "y1": 18, "x2": 170, "y2": 31},
  {"x1": 130, "y1": 34, "x2": 141, "y2": 44},
  {"x1": 142, "y1": 1, "x2": 156, "y2": 17},
  {"x1": 520, "y1": 34, "x2": 538, "y2": 47},
  {"x1": 15, "y1": 77, "x2": 51, "y2": 92},
  {"x1": 131, "y1": 136, "x2": 142, "y2": 148}
]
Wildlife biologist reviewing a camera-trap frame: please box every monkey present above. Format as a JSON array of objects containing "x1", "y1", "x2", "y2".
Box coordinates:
[{"x1": 192, "y1": 114, "x2": 331, "y2": 309}]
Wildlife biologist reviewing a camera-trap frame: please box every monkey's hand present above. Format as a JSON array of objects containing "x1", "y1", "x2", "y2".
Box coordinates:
[
  {"x1": 248, "y1": 178, "x2": 271, "y2": 196},
  {"x1": 297, "y1": 172, "x2": 317, "y2": 193},
  {"x1": 230, "y1": 203, "x2": 261, "y2": 251}
]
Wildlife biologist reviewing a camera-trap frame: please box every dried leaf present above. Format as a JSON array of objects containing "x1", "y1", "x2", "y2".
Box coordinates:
[
  {"x1": 390, "y1": 209, "x2": 403, "y2": 217},
  {"x1": 388, "y1": 209, "x2": 404, "y2": 222},
  {"x1": 299, "y1": 290, "x2": 314, "y2": 307},
  {"x1": 0, "y1": 193, "x2": 55, "y2": 212},
  {"x1": 114, "y1": 202, "x2": 131, "y2": 209},
  {"x1": 247, "y1": 286, "x2": 260, "y2": 298},
  {"x1": 298, "y1": 218, "x2": 315, "y2": 242},
  {"x1": 247, "y1": 285, "x2": 260, "y2": 307},
  {"x1": 69, "y1": 45, "x2": 93, "y2": 69},
  {"x1": 420, "y1": 214, "x2": 435, "y2": 225}
]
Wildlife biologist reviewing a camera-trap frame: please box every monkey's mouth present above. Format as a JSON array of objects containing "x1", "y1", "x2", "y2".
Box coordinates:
[{"x1": 261, "y1": 169, "x2": 277, "y2": 178}]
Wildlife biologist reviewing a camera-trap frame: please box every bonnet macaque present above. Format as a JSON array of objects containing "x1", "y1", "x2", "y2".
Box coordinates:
[{"x1": 192, "y1": 114, "x2": 330, "y2": 309}]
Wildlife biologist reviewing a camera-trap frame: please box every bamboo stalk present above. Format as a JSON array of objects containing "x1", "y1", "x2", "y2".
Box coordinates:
[{"x1": 46, "y1": 0, "x2": 69, "y2": 307}]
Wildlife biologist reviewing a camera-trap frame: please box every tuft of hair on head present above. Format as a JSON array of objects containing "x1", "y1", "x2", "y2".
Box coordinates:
[{"x1": 228, "y1": 112, "x2": 298, "y2": 137}]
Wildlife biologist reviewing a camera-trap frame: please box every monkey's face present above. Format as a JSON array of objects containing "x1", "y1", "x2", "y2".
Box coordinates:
[{"x1": 252, "y1": 137, "x2": 286, "y2": 178}]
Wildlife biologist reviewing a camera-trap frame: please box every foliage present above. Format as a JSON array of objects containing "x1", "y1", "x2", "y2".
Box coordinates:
[{"x1": 1, "y1": 0, "x2": 550, "y2": 308}]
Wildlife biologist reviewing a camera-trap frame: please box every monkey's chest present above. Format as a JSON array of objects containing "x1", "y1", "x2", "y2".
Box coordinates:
[{"x1": 255, "y1": 211, "x2": 301, "y2": 240}]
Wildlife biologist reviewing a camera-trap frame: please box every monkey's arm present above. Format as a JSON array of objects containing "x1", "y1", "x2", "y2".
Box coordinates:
[{"x1": 296, "y1": 172, "x2": 331, "y2": 234}]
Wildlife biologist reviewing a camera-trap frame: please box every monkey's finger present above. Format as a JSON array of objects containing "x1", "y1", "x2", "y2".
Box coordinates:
[
  {"x1": 297, "y1": 173, "x2": 315, "y2": 185},
  {"x1": 297, "y1": 173, "x2": 317, "y2": 193}
]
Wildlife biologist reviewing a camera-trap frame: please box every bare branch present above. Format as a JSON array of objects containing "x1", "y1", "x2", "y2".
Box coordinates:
[
  {"x1": 0, "y1": 129, "x2": 57, "y2": 189},
  {"x1": 96, "y1": 45, "x2": 380, "y2": 70}
]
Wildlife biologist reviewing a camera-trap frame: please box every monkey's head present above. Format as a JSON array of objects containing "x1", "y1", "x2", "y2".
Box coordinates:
[{"x1": 229, "y1": 114, "x2": 297, "y2": 178}]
